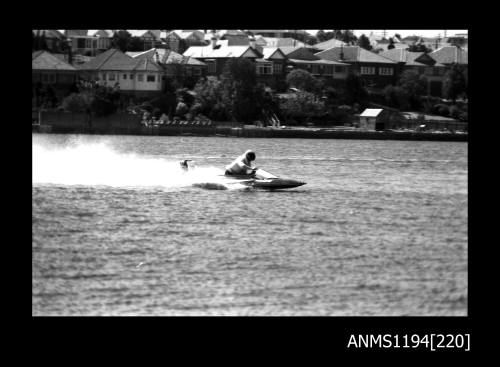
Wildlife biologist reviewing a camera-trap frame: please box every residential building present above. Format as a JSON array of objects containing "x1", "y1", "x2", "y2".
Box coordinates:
[
  {"x1": 32, "y1": 50, "x2": 78, "y2": 104},
  {"x1": 379, "y1": 48, "x2": 447, "y2": 96},
  {"x1": 183, "y1": 39, "x2": 263, "y2": 77},
  {"x1": 32, "y1": 30, "x2": 66, "y2": 53},
  {"x1": 63, "y1": 29, "x2": 114, "y2": 56},
  {"x1": 78, "y1": 48, "x2": 163, "y2": 96},
  {"x1": 430, "y1": 46, "x2": 468, "y2": 86},
  {"x1": 315, "y1": 46, "x2": 397, "y2": 88},
  {"x1": 247, "y1": 30, "x2": 310, "y2": 42},
  {"x1": 163, "y1": 30, "x2": 206, "y2": 53},
  {"x1": 127, "y1": 48, "x2": 207, "y2": 87},
  {"x1": 279, "y1": 46, "x2": 349, "y2": 80},
  {"x1": 127, "y1": 30, "x2": 162, "y2": 50},
  {"x1": 256, "y1": 47, "x2": 288, "y2": 89}
]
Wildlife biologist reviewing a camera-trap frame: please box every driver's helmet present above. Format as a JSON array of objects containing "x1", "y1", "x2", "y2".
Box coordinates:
[{"x1": 245, "y1": 150, "x2": 256, "y2": 161}]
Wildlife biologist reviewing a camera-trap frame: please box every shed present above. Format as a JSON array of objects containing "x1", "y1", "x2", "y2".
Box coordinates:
[{"x1": 359, "y1": 108, "x2": 390, "y2": 130}]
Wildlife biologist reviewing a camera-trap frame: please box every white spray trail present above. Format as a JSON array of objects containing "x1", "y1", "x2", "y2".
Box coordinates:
[{"x1": 32, "y1": 141, "x2": 233, "y2": 189}]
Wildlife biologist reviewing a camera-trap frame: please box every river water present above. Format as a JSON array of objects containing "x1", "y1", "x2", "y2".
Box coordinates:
[{"x1": 32, "y1": 133, "x2": 467, "y2": 316}]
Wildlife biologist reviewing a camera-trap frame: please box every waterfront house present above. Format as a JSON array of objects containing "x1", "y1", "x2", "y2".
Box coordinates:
[
  {"x1": 379, "y1": 48, "x2": 447, "y2": 96},
  {"x1": 255, "y1": 47, "x2": 288, "y2": 89},
  {"x1": 127, "y1": 48, "x2": 207, "y2": 88},
  {"x1": 359, "y1": 108, "x2": 390, "y2": 130},
  {"x1": 279, "y1": 46, "x2": 349, "y2": 80},
  {"x1": 78, "y1": 48, "x2": 163, "y2": 97},
  {"x1": 315, "y1": 46, "x2": 397, "y2": 89},
  {"x1": 32, "y1": 50, "x2": 78, "y2": 105},
  {"x1": 430, "y1": 46, "x2": 468, "y2": 85}
]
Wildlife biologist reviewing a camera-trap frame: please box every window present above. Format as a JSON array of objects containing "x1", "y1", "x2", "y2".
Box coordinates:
[
  {"x1": 77, "y1": 38, "x2": 86, "y2": 48},
  {"x1": 130, "y1": 74, "x2": 134, "y2": 79},
  {"x1": 147, "y1": 74, "x2": 156, "y2": 82},
  {"x1": 97, "y1": 38, "x2": 108, "y2": 50},
  {"x1": 324, "y1": 65, "x2": 334, "y2": 75},
  {"x1": 360, "y1": 66, "x2": 375, "y2": 75},
  {"x1": 49, "y1": 74, "x2": 56, "y2": 84},
  {"x1": 379, "y1": 67, "x2": 393, "y2": 76},
  {"x1": 425, "y1": 67, "x2": 433, "y2": 76},
  {"x1": 257, "y1": 62, "x2": 273, "y2": 75},
  {"x1": 311, "y1": 64, "x2": 320, "y2": 75},
  {"x1": 185, "y1": 67, "x2": 192, "y2": 76},
  {"x1": 41, "y1": 74, "x2": 49, "y2": 83},
  {"x1": 102, "y1": 73, "x2": 107, "y2": 81},
  {"x1": 273, "y1": 63, "x2": 282, "y2": 74},
  {"x1": 206, "y1": 61, "x2": 216, "y2": 74},
  {"x1": 193, "y1": 68, "x2": 202, "y2": 76},
  {"x1": 138, "y1": 74, "x2": 144, "y2": 82},
  {"x1": 108, "y1": 73, "x2": 116, "y2": 81},
  {"x1": 85, "y1": 38, "x2": 94, "y2": 49},
  {"x1": 334, "y1": 66, "x2": 345, "y2": 74},
  {"x1": 122, "y1": 74, "x2": 127, "y2": 80}
]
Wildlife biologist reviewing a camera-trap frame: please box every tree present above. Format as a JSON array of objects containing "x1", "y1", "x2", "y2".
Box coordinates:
[
  {"x1": 338, "y1": 74, "x2": 368, "y2": 105},
  {"x1": 279, "y1": 91, "x2": 325, "y2": 125},
  {"x1": 399, "y1": 69, "x2": 428, "y2": 108},
  {"x1": 286, "y1": 69, "x2": 319, "y2": 93},
  {"x1": 111, "y1": 30, "x2": 132, "y2": 52},
  {"x1": 316, "y1": 30, "x2": 327, "y2": 42},
  {"x1": 357, "y1": 34, "x2": 372, "y2": 50},
  {"x1": 442, "y1": 63, "x2": 466, "y2": 103},
  {"x1": 340, "y1": 30, "x2": 357, "y2": 45}
]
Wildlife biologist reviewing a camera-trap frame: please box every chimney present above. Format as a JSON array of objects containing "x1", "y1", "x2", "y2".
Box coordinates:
[
  {"x1": 249, "y1": 36, "x2": 256, "y2": 49},
  {"x1": 211, "y1": 36, "x2": 217, "y2": 49}
]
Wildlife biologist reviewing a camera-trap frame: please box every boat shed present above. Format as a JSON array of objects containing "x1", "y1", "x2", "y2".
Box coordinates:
[{"x1": 359, "y1": 108, "x2": 390, "y2": 130}]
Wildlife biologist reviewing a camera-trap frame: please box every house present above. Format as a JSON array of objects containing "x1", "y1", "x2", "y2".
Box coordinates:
[
  {"x1": 359, "y1": 108, "x2": 390, "y2": 130},
  {"x1": 78, "y1": 48, "x2": 164, "y2": 96},
  {"x1": 32, "y1": 50, "x2": 78, "y2": 105},
  {"x1": 127, "y1": 48, "x2": 207, "y2": 86},
  {"x1": 256, "y1": 37, "x2": 307, "y2": 48},
  {"x1": 183, "y1": 38, "x2": 263, "y2": 77},
  {"x1": 163, "y1": 30, "x2": 206, "y2": 53},
  {"x1": 315, "y1": 46, "x2": 397, "y2": 89},
  {"x1": 127, "y1": 30, "x2": 162, "y2": 50},
  {"x1": 379, "y1": 48, "x2": 447, "y2": 96},
  {"x1": 63, "y1": 29, "x2": 114, "y2": 56},
  {"x1": 255, "y1": 47, "x2": 288, "y2": 88},
  {"x1": 279, "y1": 46, "x2": 349, "y2": 80},
  {"x1": 430, "y1": 46, "x2": 468, "y2": 83},
  {"x1": 32, "y1": 30, "x2": 66, "y2": 52}
]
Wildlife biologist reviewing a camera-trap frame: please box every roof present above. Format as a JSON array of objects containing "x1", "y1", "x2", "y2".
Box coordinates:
[
  {"x1": 87, "y1": 30, "x2": 114, "y2": 37},
  {"x1": 315, "y1": 46, "x2": 396, "y2": 64},
  {"x1": 379, "y1": 49, "x2": 427, "y2": 66},
  {"x1": 33, "y1": 30, "x2": 65, "y2": 39},
  {"x1": 127, "y1": 30, "x2": 161, "y2": 40},
  {"x1": 288, "y1": 58, "x2": 349, "y2": 66},
  {"x1": 184, "y1": 41, "x2": 262, "y2": 58},
  {"x1": 128, "y1": 48, "x2": 206, "y2": 66},
  {"x1": 360, "y1": 108, "x2": 383, "y2": 117},
  {"x1": 278, "y1": 46, "x2": 318, "y2": 60},
  {"x1": 248, "y1": 30, "x2": 309, "y2": 35},
  {"x1": 430, "y1": 46, "x2": 468, "y2": 65},
  {"x1": 312, "y1": 38, "x2": 347, "y2": 51},
  {"x1": 79, "y1": 48, "x2": 138, "y2": 71},
  {"x1": 261, "y1": 47, "x2": 285, "y2": 60},
  {"x1": 132, "y1": 58, "x2": 163, "y2": 72},
  {"x1": 32, "y1": 50, "x2": 77, "y2": 71}
]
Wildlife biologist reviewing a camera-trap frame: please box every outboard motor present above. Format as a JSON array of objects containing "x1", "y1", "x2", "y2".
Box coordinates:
[{"x1": 180, "y1": 159, "x2": 195, "y2": 171}]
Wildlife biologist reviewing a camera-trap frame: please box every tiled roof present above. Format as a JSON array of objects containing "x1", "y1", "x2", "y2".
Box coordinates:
[
  {"x1": 312, "y1": 38, "x2": 346, "y2": 51},
  {"x1": 261, "y1": 47, "x2": 285, "y2": 59},
  {"x1": 184, "y1": 41, "x2": 262, "y2": 58},
  {"x1": 32, "y1": 50, "x2": 76, "y2": 71},
  {"x1": 430, "y1": 46, "x2": 468, "y2": 65},
  {"x1": 79, "y1": 48, "x2": 137, "y2": 71},
  {"x1": 127, "y1": 30, "x2": 161, "y2": 40},
  {"x1": 87, "y1": 30, "x2": 114, "y2": 37},
  {"x1": 379, "y1": 49, "x2": 428, "y2": 66},
  {"x1": 288, "y1": 58, "x2": 349, "y2": 66},
  {"x1": 128, "y1": 48, "x2": 205, "y2": 66},
  {"x1": 278, "y1": 46, "x2": 318, "y2": 60},
  {"x1": 132, "y1": 58, "x2": 163, "y2": 72},
  {"x1": 315, "y1": 46, "x2": 396, "y2": 64}
]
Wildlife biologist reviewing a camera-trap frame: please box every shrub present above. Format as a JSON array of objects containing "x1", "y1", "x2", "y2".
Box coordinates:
[
  {"x1": 286, "y1": 69, "x2": 319, "y2": 93},
  {"x1": 61, "y1": 92, "x2": 92, "y2": 113},
  {"x1": 449, "y1": 105, "x2": 461, "y2": 120}
]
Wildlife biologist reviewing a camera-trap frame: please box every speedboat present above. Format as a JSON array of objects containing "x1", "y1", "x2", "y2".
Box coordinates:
[{"x1": 224, "y1": 168, "x2": 306, "y2": 190}]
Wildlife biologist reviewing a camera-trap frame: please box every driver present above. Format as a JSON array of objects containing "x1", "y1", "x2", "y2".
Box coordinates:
[{"x1": 225, "y1": 150, "x2": 256, "y2": 176}]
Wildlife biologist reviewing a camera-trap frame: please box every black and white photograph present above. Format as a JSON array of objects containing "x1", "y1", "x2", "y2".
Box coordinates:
[{"x1": 32, "y1": 29, "x2": 468, "y2": 319}]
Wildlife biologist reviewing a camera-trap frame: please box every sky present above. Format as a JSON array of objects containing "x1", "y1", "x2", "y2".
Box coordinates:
[{"x1": 306, "y1": 30, "x2": 468, "y2": 38}]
